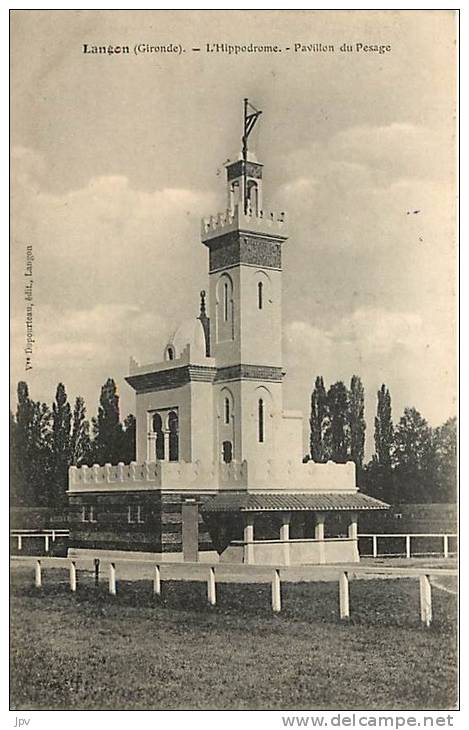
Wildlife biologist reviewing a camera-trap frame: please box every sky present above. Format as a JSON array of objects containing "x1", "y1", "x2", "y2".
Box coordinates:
[{"x1": 10, "y1": 10, "x2": 457, "y2": 456}]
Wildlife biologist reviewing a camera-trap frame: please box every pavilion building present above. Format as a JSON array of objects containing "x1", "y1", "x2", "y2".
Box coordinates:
[{"x1": 67, "y1": 102, "x2": 388, "y2": 564}]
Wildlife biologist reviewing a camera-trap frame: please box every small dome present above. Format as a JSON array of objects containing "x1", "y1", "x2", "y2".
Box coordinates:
[{"x1": 166, "y1": 318, "x2": 207, "y2": 361}]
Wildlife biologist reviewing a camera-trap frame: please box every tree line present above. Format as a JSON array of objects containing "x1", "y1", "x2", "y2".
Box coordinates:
[
  {"x1": 307, "y1": 376, "x2": 456, "y2": 505},
  {"x1": 11, "y1": 374, "x2": 457, "y2": 510},
  {"x1": 10, "y1": 379, "x2": 136, "y2": 509}
]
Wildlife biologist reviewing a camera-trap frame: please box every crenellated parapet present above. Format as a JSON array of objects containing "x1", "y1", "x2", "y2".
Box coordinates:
[
  {"x1": 68, "y1": 462, "x2": 161, "y2": 492},
  {"x1": 201, "y1": 204, "x2": 288, "y2": 243},
  {"x1": 68, "y1": 458, "x2": 357, "y2": 494}
]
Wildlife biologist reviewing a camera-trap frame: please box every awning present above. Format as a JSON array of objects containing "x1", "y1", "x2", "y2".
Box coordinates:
[{"x1": 202, "y1": 492, "x2": 389, "y2": 513}]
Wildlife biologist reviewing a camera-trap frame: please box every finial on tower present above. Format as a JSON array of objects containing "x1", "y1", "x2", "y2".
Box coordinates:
[
  {"x1": 199, "y1": 289, "x2": 206, "y2": 316},
  {"x1": 197, "y1": 290, "x2": 210, "y2": 357},
  {"x1": 242, "y1": 99, "x2": 262, "y2": 213}
]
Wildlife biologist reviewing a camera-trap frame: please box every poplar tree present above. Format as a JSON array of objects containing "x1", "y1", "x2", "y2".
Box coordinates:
[
  {"x1": 326, "y1": 381, "x2": 349, "y2": 463},
  {"x1": 310, "y1": 376, "x2": 328, "y2": 462},
  {"x1": 51, "y1": 383, "x2": 72, "y2": 505},
  {"x1": 70, "y1": 396, "x2": 92, "y2": 467},
  {"x1": 375, "y1": 384, "x2": 393, "y2": 467},
  {"x1": 349, "y1": 375, "x2": 366, "y2": 469},
  {"x1": 92, "y1": 378, "x2": 123, "y2": 465}
]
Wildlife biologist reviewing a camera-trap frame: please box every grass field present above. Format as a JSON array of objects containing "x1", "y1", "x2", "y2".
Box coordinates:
[{"x1": 10, "y1": 567, "x2": 457, "y2": 711}]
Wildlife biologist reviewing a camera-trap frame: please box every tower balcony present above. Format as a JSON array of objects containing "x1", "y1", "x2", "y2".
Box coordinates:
[{"x1": 201, "y1": 204, "x2": 288, "y2": 244}]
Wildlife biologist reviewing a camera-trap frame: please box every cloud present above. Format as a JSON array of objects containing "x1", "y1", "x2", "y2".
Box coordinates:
[{"x1": 284, "y1": 308, "x2": 456, "y2": 438}]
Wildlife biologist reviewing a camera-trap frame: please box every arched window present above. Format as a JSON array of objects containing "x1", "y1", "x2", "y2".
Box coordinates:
[
  {"x1": 222, "y1": 440, "x2": 233, "y2": 464},
  {"x1": 216, "y1": 274, "x2": 234, "y2": 343},
  {"x1": 167, "y1": 347, "x2": 174, "y2": 360},
  {"x1": 258, "y1": 398, "x2": 264, "y2": 443},
  {"x1": 168, "y1": 411, "x2": 179, "y2": 462},
  {"x1": 152, "y1": 413, "x2": 165, "y2": 460},
  {"x1": 247, "y1": 180, "x2": 259, "y2": 214},
  {"x1": 224, "y1": 282, "x2": 229, "y2": 321},
  {"x1": 258, "y1": 281, "x2": 263, "y2": 310},
  {"x1": 224, "y1": 397, "x2": 230, "y2": 425}
]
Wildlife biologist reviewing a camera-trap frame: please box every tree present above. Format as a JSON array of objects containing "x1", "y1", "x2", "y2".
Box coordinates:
[
  {"x1": 349, "y1": 375, "x2": 366, "y2": 469},
  {"x1": 13, "y1": 382, "x2": 52, "y2": 506},
  {"x1": 393, "y1": 407, "x2": 434, "y2": 503},
  {"x1": 51, "y1": 383, "x2": 72, "y2": 506},
  {"x1": 375, "y1": 384, "x2": 393, "y2": 467},
  {"x1": 326, "y1": 381, "x2": 349, "y2": 463},
  {"x1": 310, "y1": 376, "x2": 328, "y2": 462},
  {"x1": 121, "y1": 414, "x2": 136, "y2": 464},
  {"x1": 70, "y1": 396, "x2": 92, "y2": 467},
  {"x1": 432, "y1": 417, "x2": 457, "y2": 503},
  {"x1": 92, "y1": 378, "x2": 123, "y2": 465}
]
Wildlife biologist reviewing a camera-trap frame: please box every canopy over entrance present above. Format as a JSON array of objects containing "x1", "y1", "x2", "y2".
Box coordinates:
[{"x1": 202, "y1": 492, "x2": 389, "y2": 514}]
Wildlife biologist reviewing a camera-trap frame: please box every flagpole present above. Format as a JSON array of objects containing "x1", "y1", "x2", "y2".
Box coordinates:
[{"x1": 243, "y1": 98, "x2": 248, "y2": 214}]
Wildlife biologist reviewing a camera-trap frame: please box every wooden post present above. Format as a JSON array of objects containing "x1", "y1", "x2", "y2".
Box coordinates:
[
  {"x1": 207, "y1": 567, "x2": 216, "y2": 606},
  {"x1": 35, "y1": 560, "x2": 42, "y2": 589},
  {"x1": 280, "y1": 513, "x2": 291, "y2": 566},
  {"x1": 153, "y1": 565, "x2": 161, "y2": 596},
  {"x1": 372, "y1": 535, "x2": 378, "y2": 558},
  {"x1": 419, "y1": 574, "x2": 432, "y2": 627},
  {"x1": 272, "y1": 569, "x2": 281, "y2": 612},
  {"x1": 52, "y1": 530, "x2": 56, "y2": 542},
  {"x1": 314, "y1": 513, "x2": 326, "y2": 565},
  {"x1": 109, "y1": 563, "x2": 117, "y2": 596},
  {"x1": 17, "y1": 535, "x2": 22, "y2": 551},
  {"x1": 443, "y1": 535, "x2": 449, "y2": 559},
  {"x1": 44, "y1": 534, "x2": 50, "y2": 553},
  {"x1": 69, "y1": 561, "x2": 77, "y2": 592},
  {"x1": 339, "y1": 571, "x2": 350, "y2": 620},
  {"x1": 244, "y1": 515, "x2": 255, "y2": 565},
  {"x1": 94, "y1": 558, "x2": 100, "y2": 586},
  {"x1": 406, "y1": 534, "x2": 411, "y2": 559}
]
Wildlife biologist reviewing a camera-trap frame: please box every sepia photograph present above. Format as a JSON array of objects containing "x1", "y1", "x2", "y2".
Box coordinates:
[{"x1": 9, "y1": 8, "x2": 458, "y2": 715}]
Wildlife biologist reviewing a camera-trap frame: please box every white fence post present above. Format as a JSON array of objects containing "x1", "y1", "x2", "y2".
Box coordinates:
[
  {"x1": 339, "y1": 571, "x2": 350, "y2": 620},
  {"x1": 17, "y1": 535, "x2": 22, "y2": 551},
  {"x1": 44, "y1": 535, "x2": 50, "y2": 553},
  {"x1": 419, "y1": 574, "x2": 432, "y2": 627},
  {"x1": 52, "y1": 530, "x2": 56, "y2": 542},
  {"x1": 69, "y1": 561, "x2": 77, "y2": 592},
  {"x1": 272, "y1": 569, "x2": 281, "y2": 612},
  {"x1": 207, "y1": 567, "x2": 216, "y2": 606},
  {"x1": 372, "y1": 535, "x2": 378, "y2": 558},
  {"x1": 153, "y1": 565, "x2": 161, "y2": 596},
  {"x1": 109, "y1": 563, "x2": 117, "y2": 596},
  {"x1": 443, "y1": 535, "x2": 449, "y2": 559},
  {"x1": 35, "y1": 560, "x2": 42, "y2": 589},
  {"x1": 406, "y1": 535, "x2": 411, "y2": 559}
]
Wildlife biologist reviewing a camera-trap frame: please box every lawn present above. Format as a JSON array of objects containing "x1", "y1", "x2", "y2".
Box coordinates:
[{"x1": 10, "y1": 567, "x2": 457, "y2": 711}]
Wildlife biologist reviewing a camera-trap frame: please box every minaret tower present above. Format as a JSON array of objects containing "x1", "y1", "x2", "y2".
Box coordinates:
[{"x1": 201, "y1": 100, "x2": 289, "y2": 465}]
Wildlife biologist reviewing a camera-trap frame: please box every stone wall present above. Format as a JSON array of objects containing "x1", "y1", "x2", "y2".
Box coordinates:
[{"x1": 68, "y1": 491, "x2": 214, "y2": 554}]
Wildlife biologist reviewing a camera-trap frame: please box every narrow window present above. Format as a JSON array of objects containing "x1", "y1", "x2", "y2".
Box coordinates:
[
  {"x1": 167, "y1": 347, "x2": 174, "y2": 361},
  {"x1": 258, "y1": 398, "x2": 264, "y2": 443},
  {"x1": 222, "y1": 440, "x2": 233, "y2": 463},
  {"x1": 153, "y1": 413, "x2": 165, "y2": 460},
  {"x1": 258, "y1": 281, "x2": 263, "y2": 310},
  {"x1": 224, "y1": 282, "x2": 229, "y2": 321},
  {"x1": 168, "y1": 410, "x2": 179, "y2": 462},
  {"x1": 82, "y1": 505, "x2": 97, "y2": 523},
  {"x1": 128, "y1": 505, "x2": 144, "y2": 524},
  {"x1": 224, "y1": 397, "x2": 230, "y2": 425}
]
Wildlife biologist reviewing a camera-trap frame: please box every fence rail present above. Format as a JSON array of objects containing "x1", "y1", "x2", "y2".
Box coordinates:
[
  {"x1": 11, "y1": 554, "x2": 456, "y2": 629},
  {"x1": 10, "y1": 529, "x2": 69, "y2": 553},
  {"x1": 358, "y1": 533, "x2": 457, "y2": 559}
]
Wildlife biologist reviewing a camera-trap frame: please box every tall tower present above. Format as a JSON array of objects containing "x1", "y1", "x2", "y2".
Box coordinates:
[{"x1": 201, "y1": 100, "x2": 289, "y2": 465}]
